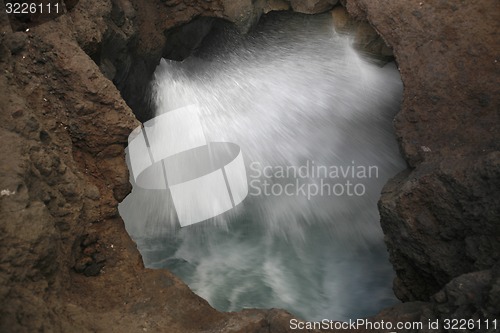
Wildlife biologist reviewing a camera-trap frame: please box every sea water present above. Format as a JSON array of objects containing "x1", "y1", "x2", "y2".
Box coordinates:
[{"x1": 119, "y1": 12, "x2": 406, "y2": 321}]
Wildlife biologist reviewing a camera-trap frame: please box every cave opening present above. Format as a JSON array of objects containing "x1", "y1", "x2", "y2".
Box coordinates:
[{"x1": 118, "y1": 9, "x2": 406, "y2": 321}]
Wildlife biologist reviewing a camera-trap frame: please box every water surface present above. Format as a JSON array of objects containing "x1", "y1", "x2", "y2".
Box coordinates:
[{"x1": 119, "y1": 12, "x2": 405, "y2": 321}]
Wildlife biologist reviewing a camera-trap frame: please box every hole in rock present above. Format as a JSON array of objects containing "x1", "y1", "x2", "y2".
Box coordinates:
[{"x1": 119, "y1": 11, "x2": 406, "y2": 321}]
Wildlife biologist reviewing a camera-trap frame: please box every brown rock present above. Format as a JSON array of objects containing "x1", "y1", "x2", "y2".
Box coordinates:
[
  {"x1": 331, "y1": 6, "x2": 393, "y2": 60},
  {"x1": 290, "y1": 0, "x2": 339, "y2": 14},
  {"x1": 0, "y1": 1, "x2": 314, "y2": 332},
  {"x1": 1, "y1": 0, "x2": 499, "y2": 332},
  {"x1": 331, "y1": 5, "x2": 350, "y2": 31},
  {"x1": 353, "y1": 22, "x2": 393, "y2": 58},
  {"x1": 344, "y1": 0, "x2": 500, "y2": 313},
  {"x1": 3, "y1": 32, "x2": 28, "y2": 54},
  {"x1": 74, "y1": 256, "x2": 93, "y2": 273}
]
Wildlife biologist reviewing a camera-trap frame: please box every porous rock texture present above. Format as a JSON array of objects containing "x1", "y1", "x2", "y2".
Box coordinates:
[
  {"x1": 344, "y1": 0, "x2": 500, "y2": 301},
  {"x1": 0, "y1": 0, "x2": 301, "y2": 332},
  {"x1": 0, "y1": 0, "x2": 499, "y2": 333},
  {"x1": 343, "y1": 0, "x2": 500, "y2": 330}
]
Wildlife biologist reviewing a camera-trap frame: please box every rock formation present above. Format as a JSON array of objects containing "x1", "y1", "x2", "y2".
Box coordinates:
[
  {"x1": 0, "y1": 0, "x2": 498, "y2": 332},
  {"x1": 345, "y1": 0, "x2": 500, "y2": 329},
  {"x1": 0, "y1": 0, "x2": 299, "y2": 331}
]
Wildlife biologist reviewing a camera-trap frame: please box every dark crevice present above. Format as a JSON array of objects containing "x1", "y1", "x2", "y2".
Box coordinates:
[{"x1": 108, "y1": 16, "x2": 229, "y2": 123}]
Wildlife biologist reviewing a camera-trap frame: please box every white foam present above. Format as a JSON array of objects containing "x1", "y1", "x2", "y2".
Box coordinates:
[{"x1": 120, "y1": 13, "x2": 405, "y2": 321}]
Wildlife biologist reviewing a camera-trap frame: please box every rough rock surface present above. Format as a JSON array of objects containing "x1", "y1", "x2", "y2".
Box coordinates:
[
  {"x1": 331, "y1": 6, "x2": 393, "y2": 60},
  {"x1": 0, "y1": 1, "x2": 299, "y2": 332},
  {"x1": 290, "y1": 0, "x2": 338, "y2": 15},
  {"x1": 1, "y1": 0, "x2": 499, "y2": 332},
  {"x1": 221, "y1": 0, "x2": 341, "y2": 34},
  {"x1": 343, "y1": 0, "x2": 500, "y2": 301},
  {"x1": 346, "y1": 0, "x2": 500, "y2": 330}
]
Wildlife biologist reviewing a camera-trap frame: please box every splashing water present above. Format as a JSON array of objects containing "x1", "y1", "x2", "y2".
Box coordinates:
[{"x1": 119, "y1": 12, "x2": 406, "y2": 321}]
